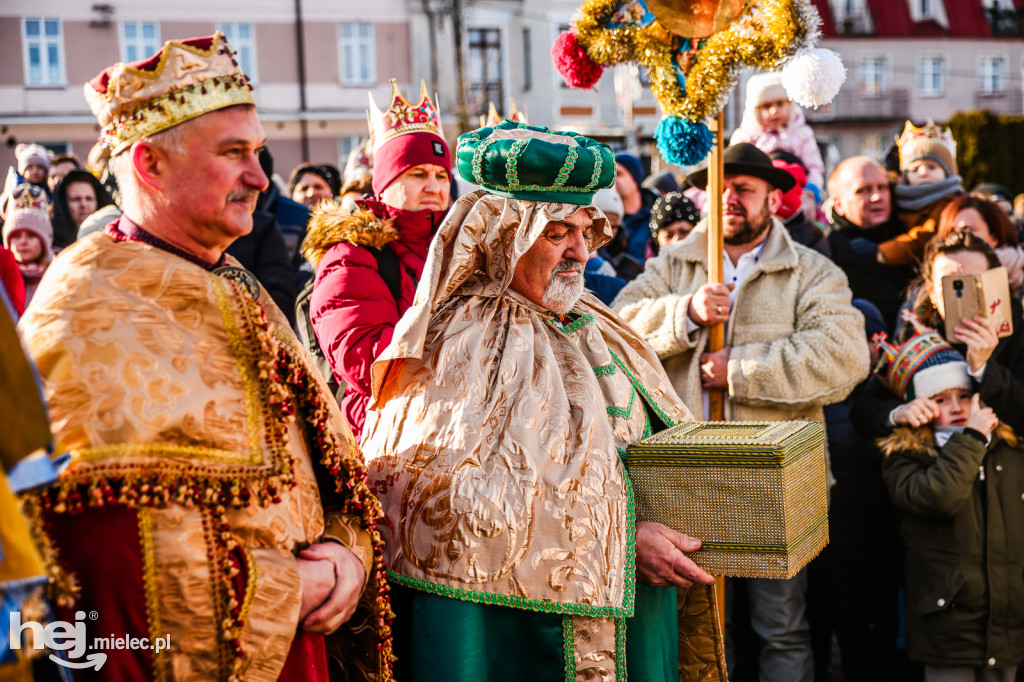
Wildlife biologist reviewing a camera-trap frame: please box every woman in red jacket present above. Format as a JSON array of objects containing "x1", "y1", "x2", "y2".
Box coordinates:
[{"x1": 302, "y1": 84, "x2": 451, "y2": 439}]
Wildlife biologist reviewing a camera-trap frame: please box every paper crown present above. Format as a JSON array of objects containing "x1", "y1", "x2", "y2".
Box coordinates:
[
  {"x1": 85, "y1": 33, "x2": 254, "y2": 156},
  {"x1": 456, "y1": 120, "x2": 615, "y2": 205},
  {"x1": 2, "y1": 184, "x2": 52, "y2": 255},
  {"x1": 897, "y1": 119, "x2": 957, "y2": 175},
  {"x1": 872, "y1": 311, "x2": 971, "y2": 401},
  {"x1": 482, "y1": 101, "x2": 527, "y2": 128},
  {"x1": 367, "y1": 80, "x2": 444, "y2": 155}
]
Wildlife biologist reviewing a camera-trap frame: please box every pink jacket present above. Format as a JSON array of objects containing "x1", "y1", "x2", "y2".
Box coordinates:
[
  {"x1": 730, "y1": 105, "x2": 825, "y2": 191},
  {"x1": 303, "y1": 199, "x2": 446, "y2": 439}
]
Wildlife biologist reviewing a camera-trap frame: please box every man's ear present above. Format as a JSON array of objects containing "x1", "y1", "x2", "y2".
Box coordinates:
[
  {"x1": 131, "y1": 141, "x2": 164, "y2": 190},
  {"x1": 767, "y1": 187, "x2": 783, "y2": 215}
]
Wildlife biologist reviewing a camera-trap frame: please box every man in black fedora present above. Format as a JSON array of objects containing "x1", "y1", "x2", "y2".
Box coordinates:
[{"x1": 613, "y1": 142, "x2": 868, "y2": 682}]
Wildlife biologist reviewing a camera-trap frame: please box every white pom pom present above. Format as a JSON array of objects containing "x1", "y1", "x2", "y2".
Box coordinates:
[{"x1": 780, "y1": 48, "x2": 846, "y2": 109}]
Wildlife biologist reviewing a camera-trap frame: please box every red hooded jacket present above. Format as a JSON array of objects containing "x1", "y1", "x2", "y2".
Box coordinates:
[{"x1": 303, "y1": 199, "x2": 446, "y2": 439}]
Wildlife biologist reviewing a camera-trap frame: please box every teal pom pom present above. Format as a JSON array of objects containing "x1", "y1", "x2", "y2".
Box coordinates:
[{"x1": 655, "y1": 117, "x2": 714, "y2": 166}]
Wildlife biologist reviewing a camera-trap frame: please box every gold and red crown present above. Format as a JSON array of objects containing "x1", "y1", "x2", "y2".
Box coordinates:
[
  {"x1": 482, "y1": 100, "x2": 528, "y2": 127},
  {"x1": 368, "y1": 80, "x2": 444, "y2": 155},
  {"x1": 9, "y1": 184, "x2": 51, "y2": 215},
  {"x1": 872, "y1": 311, "x2": 967, "y2": 400},
  {"x1": 896, "y1": 119, "x2": 957, "y2": 173},
  {"x1": 85, "y1": 33, "x2": 254, "y2": 156}
]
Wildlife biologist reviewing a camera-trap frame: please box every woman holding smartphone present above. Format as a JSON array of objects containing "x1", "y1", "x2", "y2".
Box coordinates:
[
  {"x1": 851, "y1": 230, "x2": 1024, "y2": 437},
  {"x1": 934, "y1": 194, "x2": 1022, "y2": 298}
]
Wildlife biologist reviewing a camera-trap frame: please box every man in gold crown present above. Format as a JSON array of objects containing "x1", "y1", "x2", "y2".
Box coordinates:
[
  {"x1": 302, "y1": 81, "x2": 452, "y2": 441},
  {"x1": 18, "y1": 33, "x2": 391, "y2": 681},
  {"x1": 361, "y1": 120, "x2": 726, "y2": 681}
]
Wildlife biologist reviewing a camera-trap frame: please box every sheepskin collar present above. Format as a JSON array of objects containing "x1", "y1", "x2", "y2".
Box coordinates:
[
  {"x1": 877, "y1": 423, "x2": 1017, "y2": 458},
  {"x1": 302, "y1": 199, "x2": 398, "y2": 268}
]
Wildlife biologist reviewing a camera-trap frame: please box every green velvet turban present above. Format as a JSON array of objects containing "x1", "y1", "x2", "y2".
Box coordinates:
[{"x1": 456, "y1": 120, "x2": 616, "y2": 204}]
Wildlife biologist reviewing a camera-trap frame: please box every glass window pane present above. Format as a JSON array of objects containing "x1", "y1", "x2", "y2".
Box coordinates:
[
  {"x1": 125, "y1": 23, "x2": 137, "y2": 39},
  {"x1": 239, "y1": 24, "x2": 250, "y2": 39},
  {"x1": 143, "y1": 23, "x2": 156, "y2": 39},
  {"x1": 45, "y1": 20, "x2": 59, "y2": 36},
  {"x1": 26, "y1": 20, "x2": 40, "y2": 36},
  {"x1": 28, "y1": 45, "x2": 40, "y2": 67},
  {"x1": 341, "y1": 23, "x2": 351, "y2": 38},
  {"x1": 127, "y1": 45, "x2": 137, "y2": 62}
]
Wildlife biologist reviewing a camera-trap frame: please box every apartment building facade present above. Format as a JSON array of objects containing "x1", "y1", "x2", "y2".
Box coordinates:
[{"x1": 0, "y1": 0, "x2": 415, "y2": 176}]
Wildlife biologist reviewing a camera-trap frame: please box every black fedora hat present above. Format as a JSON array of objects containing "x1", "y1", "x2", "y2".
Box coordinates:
[{"x1": 685, "y1": 143, "x2": 796, "y2": 193}]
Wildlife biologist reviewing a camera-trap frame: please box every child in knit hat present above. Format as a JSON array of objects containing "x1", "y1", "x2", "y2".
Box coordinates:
[
  {"x1": 731, "y1": 72, "x2": 826, "y2": 203},
  {"x1": 2, "y1": 184, "x2": 54, "y2": 308},
  {"x1": 873, "y1": 312, "x2": 1023, "y2": 680},
  {"x1": 14, "y1": 143, "x2": 54, "y2": 190},
  {"x1": 876, "y1": 120, "x2": 964, "y2": 266}
]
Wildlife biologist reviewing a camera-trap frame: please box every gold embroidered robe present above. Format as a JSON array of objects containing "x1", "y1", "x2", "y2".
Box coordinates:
[
  {"x1": 18, "y1": 229, "x2": 390, "y2": 681},
  {"x1": 362, "y1": 192, "x2": 726, "y2": 680}
]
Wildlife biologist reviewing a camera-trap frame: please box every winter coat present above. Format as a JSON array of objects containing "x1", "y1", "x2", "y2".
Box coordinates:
[
  {"x1": 878, "y1": 425, "x2": 1024, "y2": 668},
  {"x1": 782, "y1": 209, "x2": 830, "y2": 257},
  {"x1": 850, "y1": 297, "x2": 1024, "y2": 439},
  {"x1": 225, "y1": 209, "x2": 298, "y2": 327},
  {"x1": 823, "y1": 384, "x2": 900, "y2": 558},
  {"x1": 622, "y1": 187, "x2": 659, "y2": 264},
  {"x1": 302, "y1": 199, "x2": 445, "y2": 440},
  {"x1": 730, "y1": 105, "x2": 825, "y2": 191},
  {"x1": 258, "y1": 183, "x2": 311, "y2": 288},
  {"x1": 0, "y1": 246, "x2": 25, "y2": 316},
  {"x1": 611, "y1": 220, "x2": 869, "y2": 426},
  {"x1": 878, "y1": 194, "x2": 957, "y2": 266},
  {"x1": 826, "y1": 212, "x2": 916, "y2": 332}
]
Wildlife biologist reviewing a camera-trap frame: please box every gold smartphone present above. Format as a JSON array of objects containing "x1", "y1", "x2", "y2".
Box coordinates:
[{"x1": 941, "y1": 266, "x2": 1013, "y2": 340}]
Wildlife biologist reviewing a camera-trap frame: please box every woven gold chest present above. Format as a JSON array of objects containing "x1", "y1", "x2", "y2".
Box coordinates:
[{"x1": 624, "y1": 420, "x2": 828, "y2": 579}]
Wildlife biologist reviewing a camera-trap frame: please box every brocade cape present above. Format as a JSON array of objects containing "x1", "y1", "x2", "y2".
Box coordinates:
[
  {"x1": 18, "y1": 229, "x2": 391, "y2": 682},
  {"x1": 362, "y1": 192, "x2": 725, "y2": 680}
]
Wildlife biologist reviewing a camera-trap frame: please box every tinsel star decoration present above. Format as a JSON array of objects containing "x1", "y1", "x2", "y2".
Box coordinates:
[{"x1": 552, "y1": 0, "x2": 846, "y2": 166}]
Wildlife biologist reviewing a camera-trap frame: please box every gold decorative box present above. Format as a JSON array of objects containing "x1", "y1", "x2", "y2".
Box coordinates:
[{"x1": 624, "y1": 420, "x2": 828, "y2": 579}]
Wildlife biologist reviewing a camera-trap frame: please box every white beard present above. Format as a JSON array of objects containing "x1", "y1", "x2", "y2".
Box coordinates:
[{"x1": 542, "y1": 266, "x2": 585, "y2": 314}]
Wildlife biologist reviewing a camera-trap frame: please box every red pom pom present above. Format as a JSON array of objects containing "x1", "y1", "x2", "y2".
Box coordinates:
[{"x1": 551, "y1": 31, "x2": 604, "y2": 89}]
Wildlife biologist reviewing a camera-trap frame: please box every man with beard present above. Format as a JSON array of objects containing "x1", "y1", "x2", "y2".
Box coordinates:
[
  {"x1": 825, "y1": 156, "x2": 915, "y2": 331},
  {"x1": 361, "y1": 120, "x2": 728, "y2": 681},
  {"x1": 613, "y1": 143, "x2": 868, "y2": 682}
]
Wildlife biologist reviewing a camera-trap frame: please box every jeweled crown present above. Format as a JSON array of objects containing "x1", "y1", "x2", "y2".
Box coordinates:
[
  {"x1": 367, "y1": 80, "x2": 444, "y2": 155},
  {"x1": 482, "y1": 100, "x2": 527, "y2": 127},
  {"x1": 896, "y1": 120, "x2": 955, "y2": 156},
  {"x1": 85, "y1": 33, "x2": 254, "y2": 156}
]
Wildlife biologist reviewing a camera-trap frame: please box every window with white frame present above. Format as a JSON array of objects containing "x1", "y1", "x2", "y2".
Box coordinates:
[
  {"x1": 23, "y1": 18, "x2": 64, "y2": 86},
  {"x1": 831, "y1": 0, "x2": 873, "y2": 33},
  {"x1": 978, "y1": 56, "x2": 1006, "y2": 93},
  {"x1": 339, "y1": 23, "x2": 375, "y2": 86},
  {"x1": 121, "y1": 22, "x2": 161, "y2": 63},
  {"x1": 859, "y1": 56, "x2": 887, "y2": 94},
  {"x1": 918, "y1": 56, "x2": 944, "y2": 95},
  {"x1": 860, "y1": 132, "x2": 885, "y2": 158},
  {"x1": 218, "y1": 23, "x2": 258, "y2": 82}
]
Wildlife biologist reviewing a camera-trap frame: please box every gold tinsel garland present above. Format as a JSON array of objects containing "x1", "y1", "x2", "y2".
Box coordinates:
[{"x1": 573, "y1": 0, "x2": 807, "y2": 123}]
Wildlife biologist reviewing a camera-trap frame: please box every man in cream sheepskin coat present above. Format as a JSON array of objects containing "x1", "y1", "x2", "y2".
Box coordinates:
[{"x1": 612, "y1": 143, "x2": 869, "y2": 682}]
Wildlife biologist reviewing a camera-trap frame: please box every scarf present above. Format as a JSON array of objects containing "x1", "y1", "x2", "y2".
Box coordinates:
[{"x1": 893, "y1": 175, "x2": 963, "y2": 213}]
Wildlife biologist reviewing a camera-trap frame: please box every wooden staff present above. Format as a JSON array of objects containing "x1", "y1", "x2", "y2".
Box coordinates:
[{"x1": 706, "y1": 111, "x2": 727, "y2": 632}]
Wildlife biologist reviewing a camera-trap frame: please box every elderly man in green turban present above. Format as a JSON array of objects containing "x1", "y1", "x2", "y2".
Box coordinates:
[{"x1": 361, "y1": 121, "x2": 726, "y2": 682}]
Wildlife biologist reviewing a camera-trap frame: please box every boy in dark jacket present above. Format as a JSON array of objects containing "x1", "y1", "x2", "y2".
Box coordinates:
[{"x1": 873, "y1": 315, "x2": 1023, "y2": 682}]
